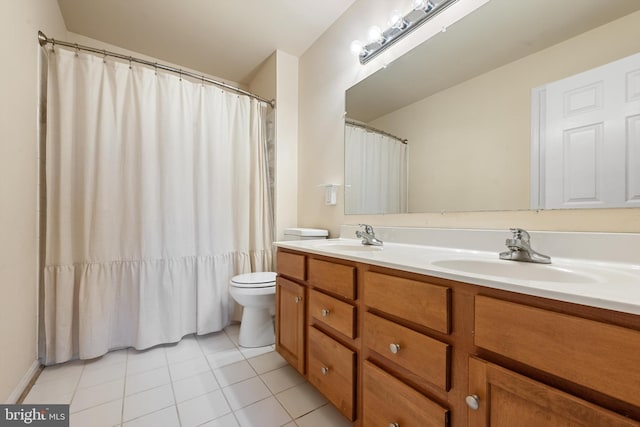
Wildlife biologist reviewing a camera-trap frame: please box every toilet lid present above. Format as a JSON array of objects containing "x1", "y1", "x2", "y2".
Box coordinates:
[{"x1": 231, "y1": 272, "x2": 276, "y2": 288}]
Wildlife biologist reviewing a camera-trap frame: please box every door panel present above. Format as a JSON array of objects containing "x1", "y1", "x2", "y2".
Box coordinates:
[
  {"x1": 468, "y1": 358, "x2": 640, "y2": 427},
  {"x1": 541, "y1": 51, "x2": 640, "y2": 208}
]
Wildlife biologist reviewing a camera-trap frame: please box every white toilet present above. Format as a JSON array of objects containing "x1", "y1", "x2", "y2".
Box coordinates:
[
  {"x1": 229, "y1": 228, "x2": 328, "y2": 348},
  {"x1": 229, "y1": 272, "x2": 277, "y2": 348}
]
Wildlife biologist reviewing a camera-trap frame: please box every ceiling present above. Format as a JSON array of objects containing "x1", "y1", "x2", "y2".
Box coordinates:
[{"x1": 56, "y1": 0, "x2": 357, "y2": 85}]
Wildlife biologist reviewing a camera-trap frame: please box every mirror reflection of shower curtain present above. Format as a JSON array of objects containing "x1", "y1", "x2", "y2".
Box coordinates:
[
  {"x1": 345, "y1": 124, "x2": 408, "y2": 214},
  {"x1": 42, "y1": 48, "x2": 273, "y2": 364}
]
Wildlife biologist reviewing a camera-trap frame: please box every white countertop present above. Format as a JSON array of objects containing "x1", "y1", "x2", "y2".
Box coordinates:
[{"x1": 275, "y1": 233, "x2": 640, "y2": 315}]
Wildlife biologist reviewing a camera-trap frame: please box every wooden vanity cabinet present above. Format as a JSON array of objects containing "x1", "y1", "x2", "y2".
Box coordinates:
[
  {"x1": 275, "y1": 248, "x2": 640, "y2": 426},
  {"x1": 276, "y1": 250, "x2": 359, "y2": 421}
]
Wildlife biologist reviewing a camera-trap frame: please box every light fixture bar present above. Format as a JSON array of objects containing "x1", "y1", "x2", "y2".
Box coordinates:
[{"x1": 358, "y1": 0, "x2": 458, "y2": 65}]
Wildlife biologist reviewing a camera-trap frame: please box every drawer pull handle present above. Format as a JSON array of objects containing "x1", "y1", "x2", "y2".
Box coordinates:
[
  {"x1": 294, "y1": 296, "x2": 302, "y2": 303},
  {"x1": 465, "y1": 394, "x2": 480, "y2": 410},
  {"x1": 389, "y1": 343, "x2": 401, "y2": 354},
  {"x1": 389, "y1": 423, "x2": 400, "y2": 427},
  {"x1": 321, "y1": 308, "x2": 330, "y2": 317},
  {"x1": 320, "y1": 366, "x2": 329, "y2": 375}
]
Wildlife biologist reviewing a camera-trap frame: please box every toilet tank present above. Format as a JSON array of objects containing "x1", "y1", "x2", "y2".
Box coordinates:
[{"x1": 283, "y1": 227, "x2": 328, "y2": 241}]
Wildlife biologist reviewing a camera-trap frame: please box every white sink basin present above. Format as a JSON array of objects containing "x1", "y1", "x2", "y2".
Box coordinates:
[
  {"x1": 316, "y1": 242, "x2": 383, "y2": 252},
  {"x1": 431, "y1": 259, "x2": 598, "y2": 283}
]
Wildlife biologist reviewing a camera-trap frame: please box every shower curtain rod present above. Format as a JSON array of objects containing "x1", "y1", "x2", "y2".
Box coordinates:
[
  {"x1": 37, "y1": 31, "x2": 275, "y2": 108},
  {"x1": 345, "y1": 118, "x2": 408, "y2": 144}
]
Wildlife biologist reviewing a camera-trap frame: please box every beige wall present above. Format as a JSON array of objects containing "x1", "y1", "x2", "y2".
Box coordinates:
[
  {"x1": 0, "y1": 0, "x2": 67, "y2": 402},
  {"x1": 249, "y1": 50, "x2": 300, "y2": 241},
  {"x1": 250, "y1": 52, "x2": 276, "y2": 101},
  {"x1": 273, "y1": 51, "x2": 299, "y2": 240},
  {"x1": 370, "y1": 10, "x2": 640, "y2": 213},
  {"x1": 298, "y1": 0, "x2": 640, "y2": 236},
  {"x1": 67, "y1": 32, "x2": 245, "y2": 89}
]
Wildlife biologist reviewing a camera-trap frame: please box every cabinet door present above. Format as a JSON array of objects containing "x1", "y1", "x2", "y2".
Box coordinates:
[
  {"x1": 275, "y1": 277, "x2": 305, "y2": 374},
  {"x1": 467, "y1": 358, "x2": 640, "y2": 427}
]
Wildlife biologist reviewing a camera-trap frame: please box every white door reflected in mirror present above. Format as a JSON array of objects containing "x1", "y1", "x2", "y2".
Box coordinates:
[{"x1": 533, "y1": 51, "x2": 640, "y2": 210}]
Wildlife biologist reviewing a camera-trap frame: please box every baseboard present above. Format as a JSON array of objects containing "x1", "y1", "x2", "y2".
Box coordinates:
[{"x1": 6, "y1": 359, "x2": 41, "y2": 404}]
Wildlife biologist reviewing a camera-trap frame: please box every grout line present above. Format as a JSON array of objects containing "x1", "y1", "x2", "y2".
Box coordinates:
[
  {"x1": 120, "y1": 350, "x2": 129, "y2": 426},
  {"x1": 163, "y1": 342, "x2": 183, "y2": 427},
  {"x1": 68, "y1": 361, "x2": 86, "y2": 408},
  {"x1": 203, "y1": 331, "x2": 240, "y2": 424}
]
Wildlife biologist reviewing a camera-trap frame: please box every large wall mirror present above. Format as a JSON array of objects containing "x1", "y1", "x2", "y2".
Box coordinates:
[{"x1": 344, "y1": 0, "x2": 640, "y2": 215}]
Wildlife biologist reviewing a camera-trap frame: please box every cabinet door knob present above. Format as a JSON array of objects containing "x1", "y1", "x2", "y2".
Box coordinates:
[
  {"x1": 321, "y1": 308, "x2": 330, "y2": 317},
  {"x1": 389, "y1": 423, "x2": 400, "y2": 427},
  {"x1": 389, "y1": 343, "x2": 401, "y2": 354},
  {"x1": 320, "y1": 366, "x2": 329, "y2": 375},
  {"x1": 294, "y1": 296, "x2": 302, "y2": 303},
  {"x1": 465, "y1": 394, "x2": 480, "y2": 410}
]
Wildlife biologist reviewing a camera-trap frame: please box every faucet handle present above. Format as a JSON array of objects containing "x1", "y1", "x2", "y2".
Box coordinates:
[
  {"x1": 358, "y1": 224, "x2": 374, "y2": 235},
  {"x1": 509, "y1": 227, "x2": 530, "y2": 241}
]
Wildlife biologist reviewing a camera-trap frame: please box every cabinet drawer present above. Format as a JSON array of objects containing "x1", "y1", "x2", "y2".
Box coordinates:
[
  {"x1": 364, "y1": 312, "x2": 450, "y2": 390},
  {"x1": 308, "y1": 327, "x2": 356, "y2": 420},
  {"x1": 309, "y1": 289, "x2": 356, "y2": 339},
  {"x1": 308, "y1": 258, "x2": 355, "y2": 300},
  {"x1": 277, "y1": 251, "x2": 305, "y2": 281},
  {"x1": 363, "y1": 361, "x2": 449, "y2": 427},
  {"x1": 475, "y1": 295, "x2": 640, "y2": 407},
  {"x1": 364, "y1": 271, "x2": 450, "y2": 334}
]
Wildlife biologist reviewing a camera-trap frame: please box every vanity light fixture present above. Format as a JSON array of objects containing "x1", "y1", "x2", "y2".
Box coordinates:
[{"x1": 351, "y1": 0, "x2": 457, "y2": 64}]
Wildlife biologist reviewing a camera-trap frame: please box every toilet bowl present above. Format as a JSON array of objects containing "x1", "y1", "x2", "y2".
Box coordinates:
[{"x1": 229, "y1": 271, "x2": 277, "y2": 348}]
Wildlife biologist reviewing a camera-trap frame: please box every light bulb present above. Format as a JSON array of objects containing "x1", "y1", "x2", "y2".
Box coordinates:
[
  {"x1": 350, "y1": 40, "x2": 364, "y2": 56},
  {"x1": 367, "y1": 25, "x2": 383, "y2": 43},
  {"x1": 388, "y1": 10, "x2": 404, "y2": 29},
  {"x1": 412, "y1": 0, "x2": 434, "y2": 11},
  {"x1": 426, "y1": 1, "x2": 435, "y2": 12}
]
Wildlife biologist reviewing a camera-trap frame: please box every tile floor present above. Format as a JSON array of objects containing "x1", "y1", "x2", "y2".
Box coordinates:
[{"x1": 24, "y1": 324, "x2": 354, "y2": 427}]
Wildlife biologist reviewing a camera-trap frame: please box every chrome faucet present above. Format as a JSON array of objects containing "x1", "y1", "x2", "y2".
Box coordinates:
[
  {"x1": 355, "y1": 224, "x2": 383, "y2": 246},
  {"x1": 499, "y1": 228, "x2": 551, "y2": 264}
]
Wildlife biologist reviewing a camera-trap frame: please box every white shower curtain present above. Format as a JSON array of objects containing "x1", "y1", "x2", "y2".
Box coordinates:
[
  {"x1": 43, "y1": 48, "x2": 273, "y2": 364},
  {"x1": 344, "y1": 124, "x2": 408, "y2": 214}
]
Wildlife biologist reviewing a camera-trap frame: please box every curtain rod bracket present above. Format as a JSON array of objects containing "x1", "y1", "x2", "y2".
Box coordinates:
[{"x1": 38, "y1": 31, "x2": 48, "y2": 47}]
